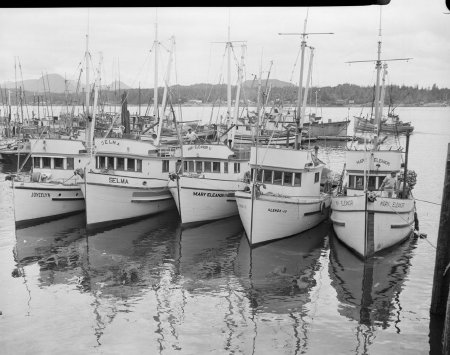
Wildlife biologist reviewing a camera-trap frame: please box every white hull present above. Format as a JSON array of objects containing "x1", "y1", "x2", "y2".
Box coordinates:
[
  {"x1": 169, "y1": 176, "x2": 247, "y2": 224},
  {"x1": 12, "y1": 182, "x2": 85, "y2": 226},
  {"x1": 330, "y1": 194, "x2": 415, "y2": 257},
  {"x1": 83, "y1": 172, "x2": 175, "y2": 229},
  {"x1": 235, "y1": 191, "x2": 331, "y2": 245}
]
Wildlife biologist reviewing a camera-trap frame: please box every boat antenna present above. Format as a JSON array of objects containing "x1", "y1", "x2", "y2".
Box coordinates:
[{"x1": 279, "y1": 9, "x2": 333, "y2": 150}]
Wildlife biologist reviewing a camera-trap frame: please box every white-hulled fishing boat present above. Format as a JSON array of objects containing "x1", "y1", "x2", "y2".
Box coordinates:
[
  {"x1": 168, "y1": 143, "x2": 249, "y2": 224},
  {"x1": 82, "y1": 138, "x2": 178, "y2": 229},
  {"x1": 235, "y1": 21, "x2": 332, "y2": 246},
  {"x1": 168, "y1": 28, "x2": 251, "y2": 225},
  {"x1": 8, "y1": 32, "x2": 96, "y2": 227},
  {"x1": 330, "y1": 25, "x2": 416, "y2": 258},
  {"x1": 235, "y1": 145, "x2": 330, "y2": 245},
  {"x1": 10, "y1": 138, "x2": 88, "y2": 227}
]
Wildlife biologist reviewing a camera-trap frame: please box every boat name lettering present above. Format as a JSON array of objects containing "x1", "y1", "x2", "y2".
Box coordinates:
[
  {"x1": 268, "y1": 208, "x2": 287, "y2": 213},
  {"x1": 31, "y1": 192, "x2": 50, "y2": 198},
  {"x1": 109, "y1": 177, "x2": 129, "y2": 184},
  {"x1": 187, "y1": 145, "x2": 211, "y2": 151},
  {"x1": 101, "y1": 139, "x2": 120, "y2": 146},
  {"x1": 380, "y1": 200, "x2": 405, "y2": 208},
  {"x1": 193, "y1": 191, "x2": 225, "y2": 197},
  {"x1": 373, "y1": 157, "x2": 390, "y2": 166},
  {"x1": 340, "y1": 200, "x2": 353, "y2": 206}
]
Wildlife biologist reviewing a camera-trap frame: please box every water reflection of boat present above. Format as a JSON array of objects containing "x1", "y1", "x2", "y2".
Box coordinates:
[
  {"x1": 235, "y1": 222, "x2": 330, "y2": 354},
  {"x1": 328, "y1": 231, "x2": 418, "y2": 330},
  {"x1": 236, "y1": 222, "x2": 329, "y2": 313},
  {"x1": 13, "y1": 213, "x2": 86, "y2": 268}
]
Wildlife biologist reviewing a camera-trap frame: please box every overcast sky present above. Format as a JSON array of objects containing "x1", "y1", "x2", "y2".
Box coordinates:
[{"x1": 1, "y1": 2, "x2": 449, "y2": 90}]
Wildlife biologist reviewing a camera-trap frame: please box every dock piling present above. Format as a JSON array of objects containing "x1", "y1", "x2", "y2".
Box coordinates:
[{"x1": 430, "y1": 143, "x2": 450, "y2": 354}]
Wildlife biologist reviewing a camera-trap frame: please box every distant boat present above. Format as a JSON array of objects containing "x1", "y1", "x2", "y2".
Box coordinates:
[{"x1": 354, "y1": 115, "x2": 414, "y2": 134}]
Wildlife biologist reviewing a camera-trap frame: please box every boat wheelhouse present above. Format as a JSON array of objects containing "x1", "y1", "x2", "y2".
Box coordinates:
[
  {"x1": 235, "y1": 146, "x2": 331, "y2": 245},
  {"x1": 82, "y1": 137, "x2": 179, "y2": 229},
  {"x1": 168, "y1": 143, "x2": 250, "y2": 224},
  {"x1": 11, "y1": 138, "x2": 89, "y2": 226}
]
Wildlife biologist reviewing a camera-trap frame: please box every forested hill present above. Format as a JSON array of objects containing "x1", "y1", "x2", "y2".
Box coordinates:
[{"x1": 5, "y1": 82, "x2": 450, "y2": 107}]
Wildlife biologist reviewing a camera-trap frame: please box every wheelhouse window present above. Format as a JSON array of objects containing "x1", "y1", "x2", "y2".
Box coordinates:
[
  {"x1": 196, "y1": 161, "x2": 202, "y2": 173},
  {"x1": 67, "y1": 157, "x2": 74, "y2": 170},
  {"x1": 128, "y1": 159, "x2": 136, "y2": 172},
  {"x1": 368, "y1": 176, "x2": 378, "y2": 191},
  {"x1": 256, "y1": 169, "x2": 263, "y2": 182},
  {"x1": 283, "y1": 172, "x2": 293, "y2": 186},
  {"x1": 315, "y1": 172, "x2": 320, "y2": 183},
  {"x1": 33, "y1": 157, "x2": 41, "y2": 168},
  {"x1": 42, "y1": 157, "x2": 51, "y2": 168},
  {"x1": 273, "y1": 171, "x2": 283, "y2": 185},
  {"x1": 213, "y1": 162, "x2": 220, "y2": 173},
  {"x1": 97, "y1": 156, "x2": 107, "y2": 169},
  {"x1": 263, "y1": 170, "x2": 273, "y2": 184},
  {"x1": 293, "y1": 173, "x2": 302, "y2": 186},
  {"x1": 116, "y1": 157, "x2": 125, "y2": 171},
  {"x1": 162, "y1": 160, "x2": 169, "y2": 173},
  {"x1": 224, "y1": 162, "x2": 228, "y2": 173},
  {"x1": 54, "y1": 158, "x2": 64, "y2": 169},
  {"x1": 136, "y1": 159, "x2": 142, "y2": 172},
  {"x1": 188, "y1": 161, "x2": 194, "y2": 172},
  {"x1": 234, "y1": 163, "x2": 240, "y2": 174},
  {"x1": 204, "y1": 161, "x2": 212, "y2": 172}
]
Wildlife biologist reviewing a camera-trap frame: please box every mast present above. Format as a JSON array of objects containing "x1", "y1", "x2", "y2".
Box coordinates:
[
  {"x1": 301, "y1": 47, "x2": 314, "y2": 136},
  {"x1": 155, "y1": 36, "x2": 175, "y2": 146},
  {"x1": 379, "y1": 63, "x2": 388, "y2": 123},
  {"x1": 153, "y1": 14, "x2": 159, "y2": 121},
  {"x1": 227, "y1": 18, "x2": 232, "y2": 125},
  {"x1": 230, "y1": 43, "x2": 246, "y2": 149},
  {"x1": 279, "y1": 10, "x2": 333, "y2": 150},
  {"x1": 85, "y1": 32, "x2": 91, "y2": 151},
  {"x1": 373, "y1": 37, "x2": 382, "y2": 149}
]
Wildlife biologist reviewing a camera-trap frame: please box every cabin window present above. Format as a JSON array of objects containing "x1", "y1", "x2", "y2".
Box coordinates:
[
  {"x1": 183, "y1": 161, "x2": 188, "y2": 171},
  {"x1": 263, "y1": 170, "x2": 273, "y2": 184},
  {"x1": 204, "y1": 161, "x2": 212, "y2": 172},
  {"x1": 33, "y1": 157, "x2": 41, "y2": 169},
  {"x1": 283, "y1": 172, "x2": 293, "y2": 186},
  {"x1": 162, "y1": 160, "x2": 169, "y2": 173},
  {"x1": 67, "y1": 158, "x2": 74, "y2": 170},
  {"x1": 54, "y1": 158, "x2": 64, "y2": 169},
  {"x1": 293, "y1": 173, "x2": 302, "y2": 186},
  {"x1": 196, "y1": 161, "x2": 203, "y2": 173},
  {"x1": 224, "y1": 162, "x2": 229, "y2": 173},
  {"x1": 234, "y1": 163, "x2": 240, "y2": 174},
  {"x1": 368, "y1": 176, "x2": 378, "y2": 191},
  {"x1": 213, "y1": 162, "x2": 220, "y2": 173},
  {"x1": 116, "y1": 157, "x2": 125, "y2": 171},
  {"x1": 256, "y1": 169, "x2": 263, "y2": 182},
  {"x1": 188, "y1": 161, "x2": 195, "y2": 172},
  {"x1": 348, "y1": 175, "x2": 355, "y2": 189},
  {"x1": 43, "y1": 157, "x2": 51, "y2": 169},
  {"x1": 273, "y1": 171, "x2": 283, "y2": 185},
  {"x1": 136, "y1": 159, "x2": 142, "y2": 172},
  {"x1": 128, "y1": 159, "x2": 136, "y2": 172},
  {"x1": 315, "y1": 172, "x2": 320, "y2": 183},
  {"x1": 97, "y1": 156, "x2": 105, "y2": 169},
  {"x1": 355, "y1": 176, "x2": 364, "y2": 190}
]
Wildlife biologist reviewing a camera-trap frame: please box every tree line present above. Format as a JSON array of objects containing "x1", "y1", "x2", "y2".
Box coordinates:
[{"x1": 2, "y1": 83, "x2": 449, "y2": 108}]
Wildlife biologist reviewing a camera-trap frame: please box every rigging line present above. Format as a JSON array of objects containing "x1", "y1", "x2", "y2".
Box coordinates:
[{"x1": 414, "y1": 198, "x2": 441, "y2": 206}]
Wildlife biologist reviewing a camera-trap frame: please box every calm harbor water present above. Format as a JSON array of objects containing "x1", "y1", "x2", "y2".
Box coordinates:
[{"x1": 0, "y1": 106, "x2": 449, "y2": 354}]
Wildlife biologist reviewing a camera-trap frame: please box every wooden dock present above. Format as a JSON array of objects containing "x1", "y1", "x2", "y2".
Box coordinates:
[{"x1": 430, "y1": 142, "x2": 450, "y2": 355}]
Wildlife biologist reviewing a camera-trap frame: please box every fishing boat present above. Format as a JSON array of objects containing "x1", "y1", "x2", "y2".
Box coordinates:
[
  {"x1": 8, "y1": 138, "x2": 88, "y2": 227},
  {"x1": 168, "y1": 29, "x2": 251, "y2": 225},
  {"x1": 354, "y1": 115, "x2": 414, "y2": 134},
  {"x1": 235, "y1": 22, "x2": 332, "y2": 246},
  {"x1": 81, "y1": 32, "x2": 180, "y2": 230},
  {"x1": 7, "y1": 33, "x2": 96, "y2": 227},
  {"x1": 330, "y1": 29, "x2": 416, "y2": 258}
]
